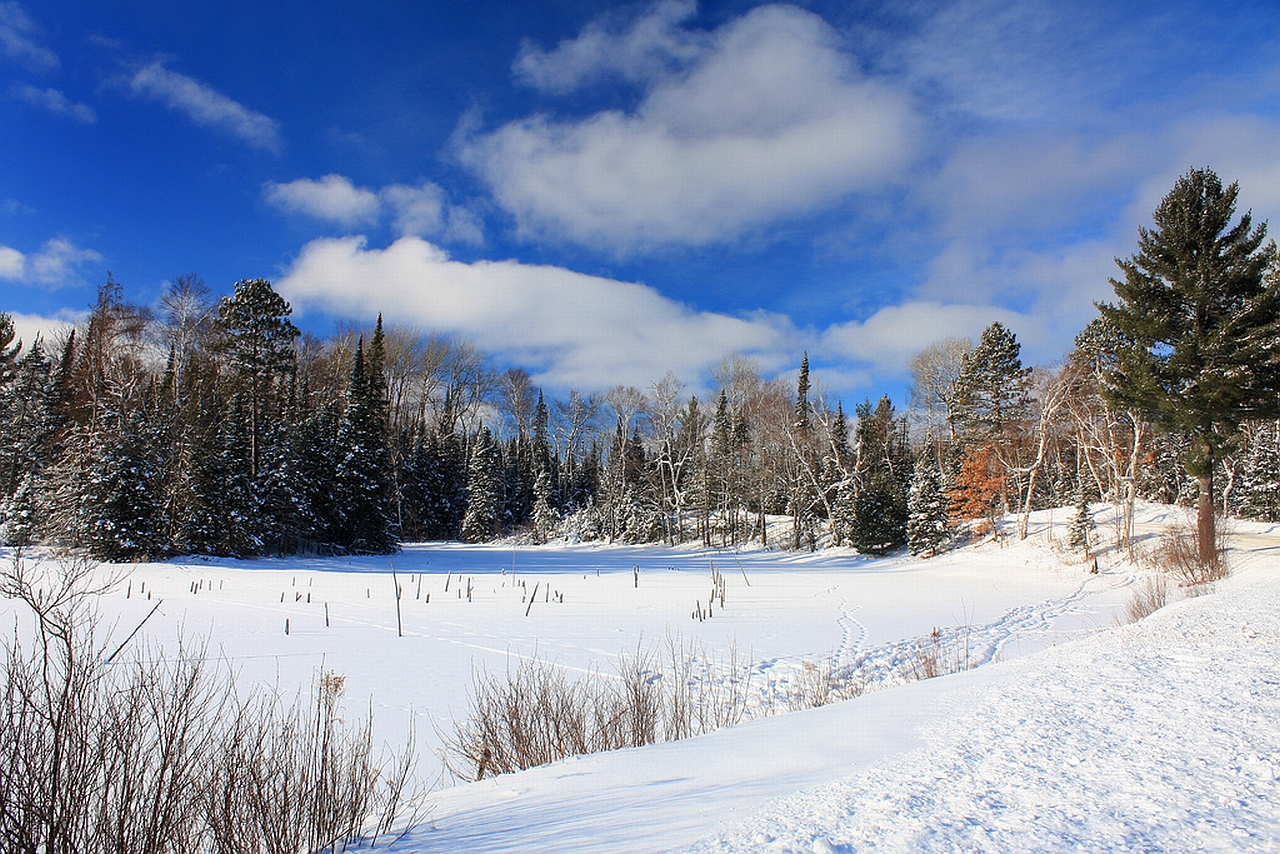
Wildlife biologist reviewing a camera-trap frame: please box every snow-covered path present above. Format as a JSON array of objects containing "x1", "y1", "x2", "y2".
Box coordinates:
[{"x1": 685, "y1": 574, "x2": 1280, "y2": 853}]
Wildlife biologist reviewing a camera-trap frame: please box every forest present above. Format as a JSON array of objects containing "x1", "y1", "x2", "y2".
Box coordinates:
[{"x1": 1, "y1": 168, "x2": 1278, "y2": 562}]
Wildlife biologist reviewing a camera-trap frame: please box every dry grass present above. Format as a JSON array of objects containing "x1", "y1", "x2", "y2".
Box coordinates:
[
  {"x1": 1124, "y1": 574, "x2": 1169, "y2": 623},
  {"x1": 445, "y1": 635, "x2": 756, "y2": 781},
  {"x1": 1146, "y1": 515, "x2": 1232, "y2": 590}
]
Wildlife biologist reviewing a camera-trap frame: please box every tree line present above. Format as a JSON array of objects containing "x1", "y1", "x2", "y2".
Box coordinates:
[{"x1": 2, "y1": 167, "x2": 1278, "y2": 562}]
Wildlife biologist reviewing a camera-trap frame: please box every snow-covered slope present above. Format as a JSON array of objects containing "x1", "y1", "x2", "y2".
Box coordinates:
[{"x1": 395, "y1": 513, "x2": 1280, "y2": 853}]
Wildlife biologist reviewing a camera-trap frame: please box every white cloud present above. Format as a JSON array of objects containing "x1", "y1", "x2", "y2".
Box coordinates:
[
  {"x1": 11, "y1": 83, "x2": 96, "y2": 123},
  {"x1": 513, "y1": 0, "x2": 700, "y2": 93},
  {"x1": 381, "y1": 182, "x2": 447, "y2": 236},
  {"x1": 0, "y1": 245, "x2": 23, "y2": 278},
  {"x1": 819, "y1": 301, "x2": 1047, "y2": 378},
  {"x1": 7, "y1": 309, "x2": 81, "y2": 351},
  {"x1": 461, "y1": 3, "x2": 918, "y2": 251},
  {"x1": 265, "y1": 175, "x2": 381, "y2": 226},
  {"x1": 276, "y1": 235, "x2": 794, "y2": 390},
  {"x1": 264, "y1": 176, "x2": 483, "y2": 243},
  {"x1": 0, "y1": 238, "x2": 102, "y2": 289},
  {"x1": 128, "y1": 61, "x2": 282, "y2": 152},
  {"x1": 0, "y1": 2, "x2": 57, "y2": 73}
]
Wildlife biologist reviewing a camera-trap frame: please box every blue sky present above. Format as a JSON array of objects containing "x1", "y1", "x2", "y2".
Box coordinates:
[{"x1": 3, "y1": 0, "x2": 1279, "y2": 402}]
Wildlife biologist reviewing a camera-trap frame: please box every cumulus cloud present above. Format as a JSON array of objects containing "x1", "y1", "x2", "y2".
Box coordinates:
[
  {"x1": 0, "y1": 238, "x2": 102, "y2": 289},
  {"x1": 7, "y1": 309, "x2": 81, "y2": 351},
  {"x1": 0, "y1": 2, "x2": 57, "y2": 73},
  {"x1": 461, "y1": 3, "x2": 918, "y2": 251},
  {"x1": 128, "y1": 61, "x2": 282, "y2": 152},
  {"x1": 819, "y1": 301, "x2": 1046, "y2": 378},
  {"x1": 276, "y1": 235, "x2": 793, "y2": 390},
  {"x1": 265, "y1": 176, "x2": 483, "y2": 243},
  {"x1": 513, "y1": 0, "x2": 701, "y2": 93},
  {"x1": 264, "y1": 175, "x2": 381, "y2": 226},
  {"x1": 0, "y1": 245, "x2": 23, "y2": 279},
  {"x1": 11, "y1": 83, "x2": 95, "y2": 123}
]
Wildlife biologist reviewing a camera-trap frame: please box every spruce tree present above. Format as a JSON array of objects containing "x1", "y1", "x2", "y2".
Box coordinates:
[
  {"x1": 83, "y1": 412, "x2": 164, "y2": 561},
  {"x1": 1241, "y1": 421, "x2": 1280, "y2": 522},
  {"x1": 848, "y1": 471, "x2": 908, "y2": 556},
  {"x1": 907, "y1": 453, "x2": 950, "y2": 556},
  {"x1": 461, "y1": 426, "x2": 504, "y2": 543},
  {"x1": 1098, "y1": 167, "x2": 1280, "y2": 563},
  {"x1": 1067, "y1": 490, "x2": 1095, "y2": 557},
  {"x1": 335, "y1": 338, "x2": 398, "y2": 554}
]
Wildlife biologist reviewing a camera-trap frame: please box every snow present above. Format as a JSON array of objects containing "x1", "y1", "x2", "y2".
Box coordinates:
[{"x1": 2, "y1": 502, "x2": 1277, "y2": 851}]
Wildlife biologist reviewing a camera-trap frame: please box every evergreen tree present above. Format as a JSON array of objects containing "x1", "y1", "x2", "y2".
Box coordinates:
[
  {"x1": 1098, "y1": 167, "x2": 1280, "y2": 563},
  {"x1": 215, "y1": 278, "x2": 299, "y2": 479},
  {"x1": 1241, "y1": 421, "x2": 1280, "y2": 522},
  {"x1": 531, "y1": 466, "x2": 559, "y2": 543},
  {"x1": 177, "y1": 398, "x2": 257, "y2": 556},
  {"x1": 0, "y1": 471, "x2": 37, "y2": 547},
  {"x1": 1067, "y1": 490, "x2": 1096, "y2": 556},
  {"x1": 907, "y1": 453, "x2": 950, "y2": 556},
  {"x1": 461, "y1": 426, "x2": 504, "y2": 543},
  {"x1": 954, "y1": 322, "x2": 1032, "y2": 440},
  {"x1": 0, "y1": 339, "x2": 53, "y2": 499},
  {"x1": 82, "y1": 412, "x2": 164, "y2": 561},
  {"x1": 848, "y1": 471, "x2": 907, "y2": 556},
  {"x1": 334, "y1": 338, "x2": 398, "y2": 554}
]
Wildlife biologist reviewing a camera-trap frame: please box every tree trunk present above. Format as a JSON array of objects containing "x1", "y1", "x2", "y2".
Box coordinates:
[{"x1": 1197, "y1": 471, "x2": 1216, "y2": 567}]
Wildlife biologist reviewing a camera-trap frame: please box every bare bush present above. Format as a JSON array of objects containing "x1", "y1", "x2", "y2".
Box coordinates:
[
  {"x1": 0, "y1": 551, "x2": 420, "y2": 853},
  {"x1": 1124, "y1": 574, "x2": 1168, "y2": 623},
  {"x1": 905, "y1": 625, "x2": 975, "y2": 681},
  {"x1": 446, "y1": 636, "x2": 754, "y2": 781},
  {"x1": 1148, "y1": 515, "x2": 1231, "y2": 589}
]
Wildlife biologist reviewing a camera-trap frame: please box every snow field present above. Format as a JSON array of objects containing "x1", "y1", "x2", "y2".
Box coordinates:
[{"x1": 6, "y1": 503, "x2": 1262, "y2": 851}]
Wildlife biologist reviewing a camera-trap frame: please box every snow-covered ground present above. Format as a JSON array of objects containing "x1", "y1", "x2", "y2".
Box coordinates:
[{"x1": 3, "y1": 502, "x2": 1277, "y2": 851}]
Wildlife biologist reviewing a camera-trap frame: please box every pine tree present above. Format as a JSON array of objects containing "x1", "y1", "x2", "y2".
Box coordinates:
[
  {"x1": 0, "y1": 471, "x2": 37, "y2": 547},
  {"x1": 334, "y1": 338, "x2": 398, "y2": 554},
  {"x1": 907, "y1": 453, "x2": 950, "y2": 556},
  {"x1": 82, "y1": 412, "x2": 164, "y2": 561},
  {"x1": 461, "y1": 426, "x2": 504, "y2": 543},
  {"x1": 1098, "y1": 167, "x2": 1280, "y2": 564},
  {"x1": 848, "y1": 471, "x2": 907, "y2": 556},
  {"x1": 954, "y1": 322, "x2": 1032, "y2": 441},
  {"x1": 215, "y1": 278, "x2": 299, "y2": 480},
  {"x1": 1067, "y1": 490, "x2": 1095, "y2": 556},
  {"x1": 1241, "y1": 420, "x2": 1280, "y2": 522}
]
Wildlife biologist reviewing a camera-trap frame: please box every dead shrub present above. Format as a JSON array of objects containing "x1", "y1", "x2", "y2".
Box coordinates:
[
  {"x1": 446, "y1": 635, "x2": 753, "y2": 781},
  {"x1": 0, "y1": 551, "x2": 420, "y2": 853},
  {"x1": 1148, "y1": 515, "x2": 1231, "y2": 589},
  {"x1": 905, "y1": 625, "x2": 975, "y2": 681},
  {"x1": 1124, "y1": 574, "x2": 1168, "y2": 623}
]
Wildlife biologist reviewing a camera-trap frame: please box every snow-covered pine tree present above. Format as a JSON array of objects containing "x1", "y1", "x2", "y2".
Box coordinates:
[
  {"x1": 849, "y1": 471, "x2": 908, "y2": 556},
  {"x1": 0, "y1": 338, "x2": 53, "y2": 501},
  {"x1": 461, "y1": 426, "x2": 504, "y2": 543},
  {"x1": 0, "y1": 471, "x2": 37, "y2": 547},
  {"x1": 83, "y1": 411, "x2": 164, "y2": 561},
  {"x1": 334, "y1": 337, "x2": 398, "y2": 554},
  {"x1": 531, "y1": 465, "x2": 558, "y2": 543},
  {"x1": 1241, "y1": 420, "x2": 1280, "y2": 522},
  {"x1": 907, "y1": 452, "x2": 950, "y2": 556},
  {"x1": 1067, "y1": 490, "x2": 1095, "y2": 556}
]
